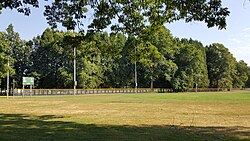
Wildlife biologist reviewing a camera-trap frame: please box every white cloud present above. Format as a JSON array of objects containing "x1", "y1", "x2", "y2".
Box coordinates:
[
  {"x1": 230, "y1": 38, "x2": 243, "y2": 43},
  {"x1": 243, "y1": 34, "x2": 250, "y2": 38},
  {"x1": 243, "y1": 27, "x2": 250, "y2": 31}
]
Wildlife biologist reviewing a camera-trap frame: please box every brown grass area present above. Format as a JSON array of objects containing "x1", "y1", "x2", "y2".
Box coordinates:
[{"x1": 0, "y1": 92, "x2": 249, "y2": 140}]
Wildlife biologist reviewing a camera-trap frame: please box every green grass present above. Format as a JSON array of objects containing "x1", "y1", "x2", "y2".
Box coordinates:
[{"x1": 0, "y1": 91, "x2": 250, "y2": 141}]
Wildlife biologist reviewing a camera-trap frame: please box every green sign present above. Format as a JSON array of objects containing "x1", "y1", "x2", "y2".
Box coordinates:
[{"x1": 23, "y1": 77, "x2": 34, "y2": 85}]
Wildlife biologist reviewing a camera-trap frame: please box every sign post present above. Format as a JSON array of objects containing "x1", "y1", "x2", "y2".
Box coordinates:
[{"x1": 22, "y1": 77, "x2": 34, "y2": 96}]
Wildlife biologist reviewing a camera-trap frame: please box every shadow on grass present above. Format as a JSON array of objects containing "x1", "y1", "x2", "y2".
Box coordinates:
[{"x1": 0, "y1": 113, "x2": 249, "y2": 141}]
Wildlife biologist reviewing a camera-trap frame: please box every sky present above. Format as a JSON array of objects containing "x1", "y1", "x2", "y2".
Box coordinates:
[{"x1": 0, "y1": 0, "x2": 250, "y2": 65}]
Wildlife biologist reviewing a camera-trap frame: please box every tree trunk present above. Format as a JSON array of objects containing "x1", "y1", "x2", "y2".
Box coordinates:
[
  {"x1": 150, "y1": 79, "x2": 153, "y2": 90},
  {"x1": 195, "y1": 83, "x2": 198, "y2": 92}
]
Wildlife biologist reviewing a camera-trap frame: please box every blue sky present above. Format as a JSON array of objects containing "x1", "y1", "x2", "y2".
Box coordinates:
[{"x1": 1, "y1": 0, "x2": 250, "y2": 65}]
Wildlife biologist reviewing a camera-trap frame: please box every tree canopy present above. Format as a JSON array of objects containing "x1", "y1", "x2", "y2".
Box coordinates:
[
  {"x1": 1, "y1": 1, "x2": 250, "y2": 91},
  {"x1": 1, "y1": 25, "x2": 249, "y2": 91},
  {"x1": 1, "y1": 0, "x2": 230, "y2": 33}
]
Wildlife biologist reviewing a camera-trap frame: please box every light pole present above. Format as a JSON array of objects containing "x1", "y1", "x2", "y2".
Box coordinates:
[
  {"x1": 135, "y1": 61, "x2": 137, "y2": 92},
  {"x1": 6, "y1": 59, "x2": 9, "y2": 99},
  {"x1": 71, "y1": 31, "x2": 77, "y2": 96},
  {"x1": 135, "y1": 45, "x2": 138, "y2": 93},
  {"x1": 6, "y1": 42, "x2": 12, "y2": 99},
  {"x1": 73, "y1": 46, "x2": 77, "y2": 96}
]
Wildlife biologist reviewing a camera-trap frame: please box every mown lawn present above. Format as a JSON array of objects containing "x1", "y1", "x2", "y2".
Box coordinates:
[{"x1": 0, "y1": 91, "x2": 250, "y2": 141}]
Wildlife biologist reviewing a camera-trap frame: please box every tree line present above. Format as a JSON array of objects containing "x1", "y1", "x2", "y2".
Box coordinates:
[{"x1": 0, "y1": 24, "x2": 249, "y2": 91}]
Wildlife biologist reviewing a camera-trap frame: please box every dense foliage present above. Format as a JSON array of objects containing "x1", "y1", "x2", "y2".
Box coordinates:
[
  {"x1": 0, "y1": 0, "x2": 230, "y2": 32},
  {"x1": 0, "y1": 25, "x2": 249, "y2": 91},
  {"x1": 1, "y1": 0, "x2": 250, "y2": 91}
]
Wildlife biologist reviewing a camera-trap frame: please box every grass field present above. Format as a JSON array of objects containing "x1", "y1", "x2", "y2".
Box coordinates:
[{"x1": 0, "y1": 91, "x2": 250, "y2": 141}]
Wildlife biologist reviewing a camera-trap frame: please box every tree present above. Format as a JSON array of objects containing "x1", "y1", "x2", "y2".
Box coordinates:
[
  {"x1": 98, "y1": 33, "x2": 127, "y2": 88},
  {"x1": 0, "y1": 1, "x2": 231, "y2": 32},
  {"x1": 0, "y1": 32, "x2": 9, "y2": 78},
  {"x1": 0, "y1": 0, "x2": 39, "y2": 15},
  {"x1": 186, "y1": 39, "x2": 209, "y2": 88},
  {"x1": 206, "y1": 43, "x2": 236, "y2": 88},
  {"x1": 30, "y1": 29, "x2": 73, "y2": 88},
  {"x1": 76, "y1": 33, "x2": 104, "y2": 88},
  {"x1": 44, "y1": 0, "x2": 230, "y2": 33},
  {"x1": 0, "y1": 25, "x2": 16, "y2": 90},
  {"x1": 4, "y1": 24, "x2": 32, "y2": 88},
  {"x1": 233, "y1": 60, "x2": 249, "y2": 88},
  {"x1": 1, "y1": 0, "x2": 232, "y2": 89},
  {"x1": 172, "y1": 39, "x2": 209, "y2": 91},
  {"x1": 245, "y1": 67, "x2": 250, "y2": 88},
  {"x1": 44, "y1": 0, "x2": 231, "y2": 78},
  {"x1": 138, "y1": 26, "x2": 178, "y2": 88}
]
